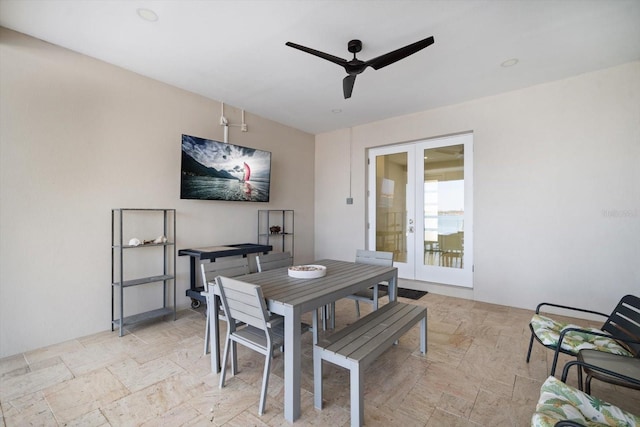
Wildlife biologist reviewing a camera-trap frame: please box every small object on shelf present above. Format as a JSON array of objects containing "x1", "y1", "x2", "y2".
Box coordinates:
[
  {"x1": 128, "y1": 238, "x2": 141, "y2": 246},
  {"x1": 142, "y1": 235, "x2": 168, "y2": 245},
  {"x1": 270, "y1": 225, "x2": 281, "y2": 234},
  {"x1": 288, "y1": 265, "x2": 327, "y2": 279}
]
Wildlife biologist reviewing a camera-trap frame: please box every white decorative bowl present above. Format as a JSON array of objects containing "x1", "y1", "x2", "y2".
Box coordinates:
[{"x1": 288, "y1": 265, "x2": 327, "y2": 279}]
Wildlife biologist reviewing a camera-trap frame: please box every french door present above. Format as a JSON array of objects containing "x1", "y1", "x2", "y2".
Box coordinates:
[{"x1": 367, "y1": 133, "x2": 473, "y2": 287}]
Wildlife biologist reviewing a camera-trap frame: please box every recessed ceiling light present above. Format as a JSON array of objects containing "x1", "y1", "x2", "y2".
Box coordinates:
[
  {"x1": 137, "y1": 8, "x2": 159, "y2": 22},
  {"x1": 501, "y1": 58, "x2": 519, "y2": 68}
]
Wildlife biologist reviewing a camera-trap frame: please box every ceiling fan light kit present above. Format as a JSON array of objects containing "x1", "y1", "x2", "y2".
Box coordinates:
[{"x1": 286, "y1": 36, "x2": 435, "y2": 99}]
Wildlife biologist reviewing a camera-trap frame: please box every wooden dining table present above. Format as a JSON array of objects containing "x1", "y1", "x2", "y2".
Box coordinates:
[{"x1": 204, "y1": 258, "x2": 398, "y2": 423}]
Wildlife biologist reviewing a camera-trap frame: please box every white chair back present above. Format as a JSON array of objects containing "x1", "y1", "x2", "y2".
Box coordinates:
[
  {"x1": 216, "y1": 276, "x2": 271, "y2": 333},
  {"x1": 355, "y1": 249, "x2": 394, "y2": 267},
  {"x1": 256, "y1": 251, "x2": 293, "y2": 272},
  {"x1": 200, "y1": 257, "x2": 250, "y2": 291}
]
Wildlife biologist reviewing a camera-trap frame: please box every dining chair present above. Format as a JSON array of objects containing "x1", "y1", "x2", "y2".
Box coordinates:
[
  {"x1": 200, "y1": 257, "x2": 250, "y2": 356},
  {"x1": 216, "y1": 276, "x2": 286, "y2": 416},
  {"x1": 256, "y1": 251, "x2": 332, "y2": 333},
  {"x1": 346, "y1": 249, "x2": 393, "y2": 317},
  {"x1": 440, "y1": 231, "x2": 463, "y2": 268}
]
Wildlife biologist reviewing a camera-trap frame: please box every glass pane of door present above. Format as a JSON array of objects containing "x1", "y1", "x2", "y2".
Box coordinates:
[
  {"x1": 423, "y1": 144, "x2": 465, "y2": 268},
  {"x1": 368, "y1": 144, "x2": 415, "y2": 279},
  {"x1": 375, "y1": 152, "x2": 407, "y2": 262}
]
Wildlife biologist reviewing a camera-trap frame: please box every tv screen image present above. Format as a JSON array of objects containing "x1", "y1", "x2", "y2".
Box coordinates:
[{"x1": 180, "y1": 134, "x2": 271, "y2": 202}]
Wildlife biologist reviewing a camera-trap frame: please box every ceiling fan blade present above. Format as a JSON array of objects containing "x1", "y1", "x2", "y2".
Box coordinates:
[
  {"x1": 366, "y1": 36, "x2": 434, "y2": 70},
  {"x1": 343, "y1": 74, "x2": 357, "y2": 99},
  {"x1": 286, "y1": 41, "x2": 348, "y2": 68}
]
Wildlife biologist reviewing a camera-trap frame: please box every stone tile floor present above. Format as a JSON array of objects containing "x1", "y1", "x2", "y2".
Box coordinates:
[{"x1": 1, "y1": 293, "x2": 638, "y2": 426}]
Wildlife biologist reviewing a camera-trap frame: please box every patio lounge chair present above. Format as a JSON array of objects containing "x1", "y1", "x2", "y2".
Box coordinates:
[
  {"x1": 525, "y1": 294, "x2": 640, "y2": 376},
  {"x1": 531, "y1": 372, "x2": 639, "y2": 427}
]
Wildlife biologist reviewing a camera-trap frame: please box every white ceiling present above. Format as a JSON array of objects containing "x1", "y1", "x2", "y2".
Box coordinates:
[{"x1": 1, "y1": 0, "x2": 639, "y2": 135}]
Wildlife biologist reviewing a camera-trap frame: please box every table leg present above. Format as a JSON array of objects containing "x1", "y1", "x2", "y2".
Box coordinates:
[
  {"x1": 284, "y1": 306, "x2": 302, "y2": 422},
  {"x1": 388, "y1": 271, "x2": 398, "y2": 302},
  {"x1": 312, "y1": 308, "x2": 319, "y2": 345},
  {"x1": 209, "y1": 293, "x2": 221, "y2": 373},
  {"x1": 189, "y1": 256, "x2": 197, "y2": 291},
  {"x1": 388, "y1": 271, "x2": 401, "y2": 346}
]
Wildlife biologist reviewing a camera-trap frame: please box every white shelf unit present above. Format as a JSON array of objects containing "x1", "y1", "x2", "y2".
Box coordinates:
[
  {"x1": 111, "y1": 208, "x2": 176, "y2": 336},
  {"x1": 258, "y1": 210, "x2": 294, "y2": 259}
]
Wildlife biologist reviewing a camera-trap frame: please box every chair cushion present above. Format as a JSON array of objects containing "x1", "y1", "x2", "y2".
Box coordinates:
[
  {"x1": 531, "y1": 376, "x2": 640, "y2": 427},
  {"x1": 530, "y1": 314, "x2": 634, "y2": 357}
]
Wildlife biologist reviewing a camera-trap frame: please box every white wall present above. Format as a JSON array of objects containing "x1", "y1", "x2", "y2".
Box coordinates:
[
  {"x1": 0, "y1": 28, "x2": 315, "y2": 358},
  {"x1": 315, "y1": 61, "x2": 640, "y2": 312}
]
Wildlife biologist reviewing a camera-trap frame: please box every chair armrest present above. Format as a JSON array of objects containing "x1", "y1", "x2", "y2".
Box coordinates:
[
  {"x1": 560, "y1": 359, "x2": 640, "y2": 388},
  {"x1": 266, "y1": 315, "x2": 284, "y2": 329},
  {"x1": 535, "y1": 301, "x2": 609, "y2": 318}
]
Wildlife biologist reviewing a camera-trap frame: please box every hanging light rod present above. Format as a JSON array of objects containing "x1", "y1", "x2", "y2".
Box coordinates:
[{"x1": 220, "y1": 103, "x2": 248, "y2": 143}]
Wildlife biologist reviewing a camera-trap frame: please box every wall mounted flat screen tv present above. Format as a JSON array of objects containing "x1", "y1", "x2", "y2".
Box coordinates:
[{"x1": 180, "y1": 134, "x2": 271, "y2": 202}]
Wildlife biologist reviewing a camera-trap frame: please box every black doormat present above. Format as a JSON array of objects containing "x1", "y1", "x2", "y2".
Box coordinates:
[{"x1": 379, "y1": 285, "x2": 428, "y2": 300}]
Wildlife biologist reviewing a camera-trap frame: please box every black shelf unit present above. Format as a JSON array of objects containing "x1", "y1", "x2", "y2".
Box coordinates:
[{"x1": 258, "y1": 210, "x2": 294, "y2": 257}]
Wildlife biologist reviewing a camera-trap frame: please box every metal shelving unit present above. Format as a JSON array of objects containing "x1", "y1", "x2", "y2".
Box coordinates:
[
  {"x1": 258, "y1": 210, "x2": 294, "y2": 258},
  {"x1": 111, "y1": 208, "x2": 176, "y2": 336}
]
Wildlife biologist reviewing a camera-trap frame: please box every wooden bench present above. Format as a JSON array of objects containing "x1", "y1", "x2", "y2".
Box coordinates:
[{"x1": 313, "y1": 301, "x2": 427, "y2": 427}]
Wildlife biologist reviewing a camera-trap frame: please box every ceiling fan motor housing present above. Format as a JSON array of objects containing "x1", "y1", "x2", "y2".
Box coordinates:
[{"x1": 348, "y1": 39, "x2": 362, "y2": 54}]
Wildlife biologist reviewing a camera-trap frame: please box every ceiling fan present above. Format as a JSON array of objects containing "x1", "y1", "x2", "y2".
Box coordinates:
[{"x1": 285, "y1": 36, "x2": 435, "y2": 99}]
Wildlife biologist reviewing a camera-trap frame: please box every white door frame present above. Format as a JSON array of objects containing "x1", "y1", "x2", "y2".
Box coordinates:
[{"x1": 368, "y1": 133, "x2": 473, "y2": 288}]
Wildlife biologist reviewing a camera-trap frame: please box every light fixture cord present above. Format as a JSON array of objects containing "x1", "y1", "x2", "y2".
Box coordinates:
[{"x1": 349, "y1": 127, "x2": 353, "y2": 198}]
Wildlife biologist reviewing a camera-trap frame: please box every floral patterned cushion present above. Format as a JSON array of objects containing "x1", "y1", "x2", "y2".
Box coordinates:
[
  {"x1": 530, "y1": 314, "x2": 633, "y2": 357},
  {"x1": 531, "y1": 376, "x2": 640, "y2": 427}
]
